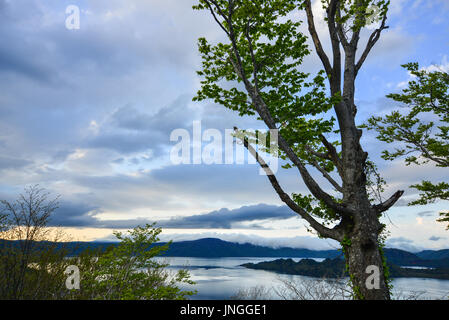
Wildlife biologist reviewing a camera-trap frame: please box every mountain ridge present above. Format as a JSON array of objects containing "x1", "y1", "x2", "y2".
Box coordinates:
[{"x1": 2, "y1": 237, "x2": 449, "y2": 267}]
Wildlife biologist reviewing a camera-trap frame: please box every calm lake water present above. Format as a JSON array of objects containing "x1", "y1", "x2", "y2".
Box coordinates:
[{"x1": 156, "y1": 257, "x2": 449, "y2": 300}]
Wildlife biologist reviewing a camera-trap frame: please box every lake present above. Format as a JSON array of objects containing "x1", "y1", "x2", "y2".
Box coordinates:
[{"x1": 157, "y1": 257, "x2": 449, "y2": 300}]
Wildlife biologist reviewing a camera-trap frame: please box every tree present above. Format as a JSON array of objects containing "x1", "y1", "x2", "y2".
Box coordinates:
[
  {"x1": 193, "y1": 0, "x2": 402, "y2": 299},
  {"x1": 0, "y1": 187, "x2": 195, "y2": 300},
  {"x1": 75, "y1": 224, "x2": 196, "y2": 300},
  {"x1": 365, "y1": 63, "x2": 449, "y2": 228},
  {"x1": 0, "y1": 185, "x2": 71, "y2": 299}
]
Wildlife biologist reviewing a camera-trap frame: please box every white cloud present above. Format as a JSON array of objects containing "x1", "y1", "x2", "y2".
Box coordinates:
[
  {"x1": 423, "y1": 55, "x2": 449, "y2": 73},
  {"x1": 158, "y1": 230, "x2": 340, "y2": 251}
]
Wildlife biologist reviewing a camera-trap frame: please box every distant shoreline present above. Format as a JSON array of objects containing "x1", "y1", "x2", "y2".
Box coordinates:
[
  {"x1": 3, "y1": 237, "x2": 449, "y2": 268},
  {"x1": 240, "y1": 258, "x2": 449, "y2": 280}
]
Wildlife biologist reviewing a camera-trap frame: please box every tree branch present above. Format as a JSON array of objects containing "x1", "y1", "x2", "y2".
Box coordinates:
[
  {"x1": 202, "y1": 0, "x2": 231, "y2": 37},
  {"x1": 304, "y1": 0, "x2": 333, "y2": 77},
  {"x1": 372, "y1": 190, "x2": 404, "y2": 213},
  {"x1": 355, "y1": 14, "x2": 388, "y2": 75},
  {"x1": 335, "y1": 4, "x2": 350, "y2": 49},
  {"x1": 326, "y1": 0, "x2": 342, "y2": 90},
  {"x1": 308, "y1": 157, "x2": 344, "y2": 193},
  {"x1": 304, "y1": 145, "x2": 330, "y2": 160},
  {"x1": 234, "y1": 127, "x2": 344, "y2": 241},
  {"x1": 319, "y1": 134, "x2": 344, "y2": 176}
]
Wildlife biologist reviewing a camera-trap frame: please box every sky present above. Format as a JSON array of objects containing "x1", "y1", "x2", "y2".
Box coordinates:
[{"x1": 0, "y1": 0, "x2": 448, "y2": 252}]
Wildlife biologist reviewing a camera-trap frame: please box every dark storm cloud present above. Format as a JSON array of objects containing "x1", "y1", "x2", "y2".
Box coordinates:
[
  {"x1": 49, "y1": 200, "x2": 158, "y2": 229},
  {"x1": 59, "y1": 160, "x2": 303, "y2": 217},
  {"x1": 0, "y1": 1, "x2": 59, "y2": 84},
  {"x1": 0, "y1": 48, "x2": 52, "y2": 82},
  {"x1": 159, "y1": 204, "x2": 294, "y2": 229},
  {"x1": 386, "y1": 237, "x2": 421, "y2": 252},
  {"x1": 48, "y1": 202, "x2": 100, "y2": 227},
  {"x1": 417, "y1": 211, "x2": 434, "y2": 217},
  {"x1": 429, "y1": 236, "x2": 445, "y2": 242},
  {"x1": 85, "y1": 92, "x2": 261, "y2": 157},
  {"x1": 47, "y1": 202, "x2": 295, "y2": 230},
  {"x1": 86, "y1": 95, "x2": 197, "y2": 155},
  {"x1": 0, "y1": 156, "x2": 32, "y2": 170}
]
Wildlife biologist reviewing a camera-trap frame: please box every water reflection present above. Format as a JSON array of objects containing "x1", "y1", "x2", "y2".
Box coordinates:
[{"x1": 156, "y1": 257, "x2": 449, "y2": 300}]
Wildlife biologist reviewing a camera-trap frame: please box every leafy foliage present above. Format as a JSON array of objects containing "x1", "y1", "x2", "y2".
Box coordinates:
[
  {"x1": 330, "y1": 0, "x2": 390, "y2": 30},
  {"x1": 365, "y1": 63, "x2": 449, "y2": 227},
  {"x1": 75, "y1": 224, "x2": 196, "y2": 300},
  {"x1": 193, "y1": 0, "x2": 336, "y2": 155},
  {"x1": 292, "y1": 193, "x2": 339, "y2": 226},
  {"x1": 0, "y1": 187, "x2": 196, "y2": 300}
]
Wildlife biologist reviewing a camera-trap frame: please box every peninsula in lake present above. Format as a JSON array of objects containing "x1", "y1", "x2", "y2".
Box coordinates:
[{"x1": 240, "y1": 258, "x2": 449, "y2": 280}]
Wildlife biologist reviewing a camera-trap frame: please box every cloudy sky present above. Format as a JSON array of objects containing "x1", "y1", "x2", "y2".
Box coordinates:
[{"x1": 0, "y1": 0, "x2": 448, "y2": 251}]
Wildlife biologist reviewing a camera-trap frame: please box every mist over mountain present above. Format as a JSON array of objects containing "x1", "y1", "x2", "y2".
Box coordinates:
[{"x1": 5, "y1": 237, "x2": 448, "y2": 268}]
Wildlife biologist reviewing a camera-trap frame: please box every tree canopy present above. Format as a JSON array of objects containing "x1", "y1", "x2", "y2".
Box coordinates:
[
  {"x1": 365, "y1": 63, "x2": 449, "y2": 228},
  {"x1": 76, "y1": 224, "x2": 196, "y2": 300},
  {"x1": 193, "y1": 0, "x2": 399, "y2": 299}
]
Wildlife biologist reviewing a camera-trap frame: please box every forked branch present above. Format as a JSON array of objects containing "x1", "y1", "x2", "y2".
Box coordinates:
[
  {"x1": 356, "y1": 14, "x2": 389, "y2": 75},
  {"x1": 372, "y1": 190, "x2": 404, "y2": 213},
  {"x1": 304, "y1": 0, "x2": 333, "y2": 77},
  {"x1": 234, "y1": 127, "x2": 344, "y2": 241}
]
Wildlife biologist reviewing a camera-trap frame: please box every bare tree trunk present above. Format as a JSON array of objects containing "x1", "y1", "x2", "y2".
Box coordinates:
[
  {"x1": 338, "y1": 101, "x2": 390, "y2": 299},
  {"x1": 346, "y1": 230, "x2": 390, "y2": 300},
  {"x1": 303, "y1": 0, "x2": 396, "y2": 299}
]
